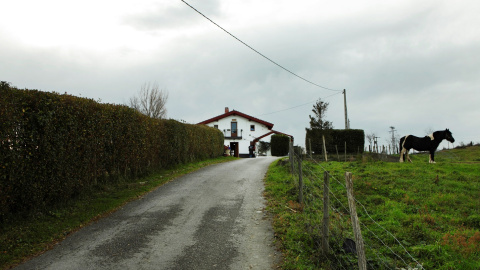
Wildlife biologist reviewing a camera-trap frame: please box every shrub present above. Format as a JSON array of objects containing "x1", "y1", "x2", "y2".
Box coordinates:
[
  {"x1": 271, "y1": 134, "x2": 290, "y2": 156},
  {"x1": 0, "y1": 84, "x2": 224, "y2": 219},
  {"x1": 306, "y1": 128, "x2": 365, "y2": 155}
]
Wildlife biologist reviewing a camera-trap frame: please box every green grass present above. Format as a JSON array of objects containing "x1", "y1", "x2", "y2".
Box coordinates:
[
  {"x1": 265, "y1": 146, "x2": 480, "y2": 269},
  {"x1": 0, "y1": 156, "x2": 237, "y2": 270}
]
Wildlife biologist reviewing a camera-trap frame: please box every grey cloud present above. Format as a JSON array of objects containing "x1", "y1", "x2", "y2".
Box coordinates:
[
  {"x1": 2, "y1": 1, "x2": 479, "y2": 147},
  {"x1": 122, "y1": 0, "x2": 223, "y2": 31}
]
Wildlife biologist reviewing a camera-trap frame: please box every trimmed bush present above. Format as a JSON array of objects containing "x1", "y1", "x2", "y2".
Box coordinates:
[
  {"x1": 306, "y1": 128, "x2": 365, "y2": 155},
  {"x1": 0, "y1": 83, "x2": 224, "y2": 219},
  {"x1": 271, "y1": 134, "x2": 290, "y2": 156}
]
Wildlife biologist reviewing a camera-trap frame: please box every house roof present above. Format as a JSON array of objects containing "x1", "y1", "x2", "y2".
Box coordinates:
[
  {"x1": 253, "y1": 130, "x2": 294, "y2": 142},
  {"x1": 198, "y1": 110, "x2": 274, "y2": 130}
]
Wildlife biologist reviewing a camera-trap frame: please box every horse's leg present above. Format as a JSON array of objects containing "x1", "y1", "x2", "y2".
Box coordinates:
[
  {"x1": 429, "y1": 151, "x2": 436, "y2": 163},
  {"x1": 406, "y1": 150, "x2": 412, "y2": 163},
  {"x1": 399, "y1": 136, "x2": 407, "y2": 162}
]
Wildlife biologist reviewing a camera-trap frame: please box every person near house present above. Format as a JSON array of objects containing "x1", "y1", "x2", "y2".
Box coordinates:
[{"x1": 248, "y1": 143, "x2": 255, "y2": 158}]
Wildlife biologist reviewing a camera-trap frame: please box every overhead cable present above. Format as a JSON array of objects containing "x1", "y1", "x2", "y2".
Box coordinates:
[
  {"x1": 256, "y1": 92, "x2": 341, "y2": 117},
  {"x1": 180, "y1": 0, "x2": 342, "y2": 92}
]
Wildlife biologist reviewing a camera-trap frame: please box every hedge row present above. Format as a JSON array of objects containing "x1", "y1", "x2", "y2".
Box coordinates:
[
  {"x1": 271, "y1": 134, "x2": 290, "y2": 156},
  {"x1": 0, "y1": 82, "x2": 224, "y2": 218},
  {"x1": 305, "y1": 128, "x2": 365, "y2": 155}
]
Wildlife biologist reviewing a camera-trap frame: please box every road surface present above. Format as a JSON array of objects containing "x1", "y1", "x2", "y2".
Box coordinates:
[{"x1": 15, "y1": 157, "x2": 282, "y2": 270}]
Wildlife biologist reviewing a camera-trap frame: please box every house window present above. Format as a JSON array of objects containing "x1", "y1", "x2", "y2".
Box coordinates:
[
  {"x1": 214, "y1": 125, "x2": 218, "y2": 129},
  {"x1": 250, "y1": 125, "x2": 255, "y2": 131}
]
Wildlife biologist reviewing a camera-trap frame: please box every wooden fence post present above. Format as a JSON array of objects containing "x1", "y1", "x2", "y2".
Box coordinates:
[
  {"x1": 322, "y1": 171, "x2": 330, "y2": 254},
  {"x1": 335, "y1": 145, "x2": 339, "y2": 161},
  {"x1": 322, "y1": 135, "x2": 328, "y2": 162},
  {"x1": 298, "y1": 158, "x2": 303, "y2": 204},
  {"x1": 345, "y1": 172, "x2": 367, "y2": 270},
  {"x1": 344, "y1": 141, "x2": 347, "y2": 162},
  {"x1": 289, "y1": 141, "x2": 294, "y2": 174}
]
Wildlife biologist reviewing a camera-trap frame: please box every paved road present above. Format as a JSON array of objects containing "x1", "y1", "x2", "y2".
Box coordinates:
[{"x1": 15, "y1": 157, "x2": 282, "y2": 270}]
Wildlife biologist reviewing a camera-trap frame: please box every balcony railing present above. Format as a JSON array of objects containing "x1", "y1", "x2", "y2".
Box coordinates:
[
  {"x1": 223, "y1": 129, "x2": 243, "y2": 140},
  {"x1": 224, "y1": 135, "x2": 242, "y2": 140}
]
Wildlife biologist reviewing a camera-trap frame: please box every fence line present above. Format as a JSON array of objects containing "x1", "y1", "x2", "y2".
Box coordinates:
[
  {"x1": 306, "y1": 157, "x2": 419, "y2": 263},
  {"x1": 302, "y1": 163, "x2": 399, "y2": 269},
  {"x1": 286, "y1": 147, "x2": 423, "y2": 269}
]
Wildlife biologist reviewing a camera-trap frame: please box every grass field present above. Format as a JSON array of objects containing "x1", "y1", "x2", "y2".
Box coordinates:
[
  {"x1": 265, "y1": 146, "x2": 480, "y2": 269},
  {"x1": 0, "y1": 156, "x2": 237, "y2": 270}
]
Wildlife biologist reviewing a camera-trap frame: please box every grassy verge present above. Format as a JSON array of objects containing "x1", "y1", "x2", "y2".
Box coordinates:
[
  {"x1": 264, "y1": 146, "x2": 480, "y2": 269},
  {"x1": 0, "y1": 156, "x2": 237, "y2": 269}
]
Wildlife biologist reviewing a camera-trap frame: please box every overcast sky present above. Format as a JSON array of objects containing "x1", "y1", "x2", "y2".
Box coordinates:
[{"x1": 1, "y1": 0, "x2": 479, "y2": 150}]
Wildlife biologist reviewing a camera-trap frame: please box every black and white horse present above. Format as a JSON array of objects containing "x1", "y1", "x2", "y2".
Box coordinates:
[{"x1": 399, "y1": 129, "x2": 455, "y2": 163}]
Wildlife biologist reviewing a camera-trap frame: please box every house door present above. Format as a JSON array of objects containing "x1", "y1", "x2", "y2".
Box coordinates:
[
  {"x1": 230, "y1": 142, "x2": 239, "y2": 157},
  {"x1": 231, "y1": 122, "x2": 237, "y2": 137}
]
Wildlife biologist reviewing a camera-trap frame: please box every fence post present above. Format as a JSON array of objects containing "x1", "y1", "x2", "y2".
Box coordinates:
[
  {"x1": 345, "y1": 172, "x2": 367, "y2": 270},
  {"x1": 335, "y1": 145, "x2": 339, "y2": 161},
  {"x1": 289, "y1": 141, "x2": 294, "y2": 174},
  {"x1": 298, "y1": 158, "x2": 303, "y2": 204},
  {"x1": 322, "y1": 135, "x2": 328, "y2": 162},
  {"x1": 344, "y1": 141, "x2": 347, "y2": 162},
  {"x1": 322, "y1": 171, "x2": 330, "y2": 254}
]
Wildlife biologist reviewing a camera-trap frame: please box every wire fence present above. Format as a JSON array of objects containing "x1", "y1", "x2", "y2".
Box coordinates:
[{"x1": 287, "y1": 143, "x2": 424, "y2": 270}]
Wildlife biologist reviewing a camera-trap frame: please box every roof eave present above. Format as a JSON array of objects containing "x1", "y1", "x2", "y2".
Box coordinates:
[{"x1": 197, "y1": 110, "x2": 274, "y2": 130}]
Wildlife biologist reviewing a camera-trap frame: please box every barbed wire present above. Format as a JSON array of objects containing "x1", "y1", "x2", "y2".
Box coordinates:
[
  {"x1": 286, "y1": 150, "x2": 423, "y2": 269},
  {"x1": 305, "y1": 155, "x2": 422, "y2": 268}
]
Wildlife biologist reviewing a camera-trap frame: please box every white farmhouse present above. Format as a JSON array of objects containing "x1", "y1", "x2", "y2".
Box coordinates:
[{"x1": 198, "y1": 107, "x2": 293, "y2": 157}]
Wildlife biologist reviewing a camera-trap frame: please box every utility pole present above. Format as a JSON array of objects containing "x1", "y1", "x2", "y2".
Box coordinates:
[
  {"x1": 373, "y1": 136, "x2": 379, "y2": 153},
  {"x1": 389, "y1": 126, "x2": 397, "y2": 153},
  {"x1": 343, "y1": 89, "x2": 349, "y2": 129}
]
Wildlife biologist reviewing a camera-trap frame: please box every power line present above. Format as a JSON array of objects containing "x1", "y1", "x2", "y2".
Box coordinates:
[
  {"x1": 256, "y1": 92, "x2": 341, "y2": 117},
  {"x1": 180, "y1": 0, "x2": 342, "y2": 92},
  {"x1": 256, "y1": 101, "x2": 315, "y2": 117}
]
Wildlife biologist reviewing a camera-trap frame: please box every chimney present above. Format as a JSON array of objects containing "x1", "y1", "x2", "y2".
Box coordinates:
[{"x1": 225, "y1": 107, "x2": 229, "y2": 113}]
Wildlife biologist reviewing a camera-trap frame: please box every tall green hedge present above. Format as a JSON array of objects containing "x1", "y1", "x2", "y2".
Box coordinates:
[
  {"x1": 305, "y1": 128, "x2": 364, "y2": 155},
  {"x1": 271, "y1": 134, "x2": 290, "y2": 156},
  {"x1": 0, "y1": 83, "x2": 224, "y2": 218}
]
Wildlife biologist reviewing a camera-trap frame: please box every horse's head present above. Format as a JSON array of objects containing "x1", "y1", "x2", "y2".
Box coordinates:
[{"x1": 445, "y1": 128, "x2": 455, "y2": 143}]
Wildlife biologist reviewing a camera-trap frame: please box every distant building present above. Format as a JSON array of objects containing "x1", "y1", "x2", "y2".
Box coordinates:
[{"x1": 198, "y1": 107, "x2": 293, "y2": 157}]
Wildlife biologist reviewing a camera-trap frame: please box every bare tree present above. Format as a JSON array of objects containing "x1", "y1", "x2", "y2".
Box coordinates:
[
  {"x1": 424, "y1": 127, "x2": 434, "y2": 136},
  {"x1": 129, "y1": 82, "x2": 168, "y2": 119},
  {"x1": 366, "y1": 132, "x2": 376, "y2": 149}
]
